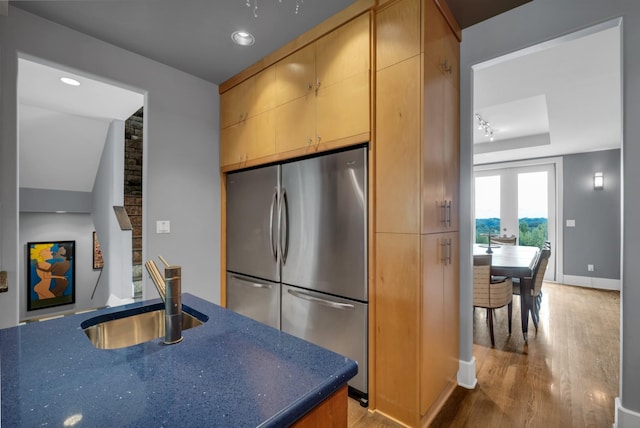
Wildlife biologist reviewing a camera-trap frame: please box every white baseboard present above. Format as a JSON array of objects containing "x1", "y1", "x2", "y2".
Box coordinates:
[
  {"x1": 615, "y1": 397, "x2": 640, "y2": 427},
  {"x1": 457, "y1": 357, "x2": 477, "y2": 389},
  {"x1": 562, "y1": 275, "x2": 620, "y2": 291}
]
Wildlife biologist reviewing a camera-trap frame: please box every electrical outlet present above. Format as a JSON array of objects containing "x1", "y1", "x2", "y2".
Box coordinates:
[{"x1": 588, "y1": 264, "x2": 594, "y2": 272}]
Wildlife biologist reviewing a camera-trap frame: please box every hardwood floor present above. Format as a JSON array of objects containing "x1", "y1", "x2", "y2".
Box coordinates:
[{"x1": 348, "y1": 282, "x2": 620, "y2": 427}]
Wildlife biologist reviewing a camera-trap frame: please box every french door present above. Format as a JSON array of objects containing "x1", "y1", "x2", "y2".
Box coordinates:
[{"x1": 474, "y1": 163, "x2": 556, "y2": 280}]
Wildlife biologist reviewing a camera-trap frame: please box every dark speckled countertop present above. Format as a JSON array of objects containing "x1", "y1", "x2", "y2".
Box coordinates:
[{"x1": 0, "y1": 294, "x2": 357, "y2": 427}]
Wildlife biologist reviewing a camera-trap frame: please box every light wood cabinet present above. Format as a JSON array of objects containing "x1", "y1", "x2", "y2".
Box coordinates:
[
  {"x1": 220, "y1": 67, "x2": 277, "y2": 166},
  {"x1": 374, "y1": 0, "x2": 460, "y2": 425},
  {"x1": 220, "y1": 109, "x2": 276, "y2": 165},
  {"x1": 220, "y1": 66, "x2": 276, "y2": 129},
  {"x1": 274, "y1": 13, "x2": 370, "y2": 152},
  {"x1": 420, "y1": 232, "x2": 459, "y2": 414},
  {"x1": 275, "y1": 45, "x2": 316, "y2": 106},
  {"x1": 375, "y1": 232, "x2": 420, "y2": 424},
  {"x1": 422, "y1": 0, "x2": 460, "y2": 233},
  {"x1": 375, "y1": 0, "x2": 420, "y2": 71},
  {"x1": 375, "y1": 54, "x2": 421, "y2": 234}
]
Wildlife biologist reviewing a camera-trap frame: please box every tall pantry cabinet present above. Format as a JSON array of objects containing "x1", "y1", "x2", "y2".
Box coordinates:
[
  {"x1": 375, "y1": 0, "x2": 460, "y2": 426},
  {"x1": 219, "y1": 0, "x2": 460, "y2": 425}
]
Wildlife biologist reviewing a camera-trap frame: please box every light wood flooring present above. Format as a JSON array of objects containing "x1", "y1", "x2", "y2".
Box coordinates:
[{"x1": 348, "y1": 282, "x2": 620, "y2": 427}]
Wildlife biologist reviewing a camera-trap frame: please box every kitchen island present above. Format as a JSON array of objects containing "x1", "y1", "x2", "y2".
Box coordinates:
[{"x1": 0, "y1": 294, "x2": 357, "y2": 427}]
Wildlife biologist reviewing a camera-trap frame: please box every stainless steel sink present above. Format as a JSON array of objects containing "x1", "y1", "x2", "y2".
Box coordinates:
[{"x1": 82, "y1": 304, "x2": 207, "y2": 350}]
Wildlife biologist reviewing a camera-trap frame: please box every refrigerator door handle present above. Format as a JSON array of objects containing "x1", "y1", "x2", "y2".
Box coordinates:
[
  {"x1": 269, "y1": 188, "x2": 278, "y2": 261},
  {"x1": 287, "y1": 289, "x2": 355, "y2": 310},
  {"x1": 279, "y1": 189, "x2": 289, "y2": 265},
  {"x1": 229, "y1": 274, "x2": 273, "y2": 289}
]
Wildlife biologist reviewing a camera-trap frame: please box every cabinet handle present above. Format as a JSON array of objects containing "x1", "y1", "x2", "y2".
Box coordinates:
[
  {"x1": 443, "y1": 60, "x2": 452, "y2": 75},
  {"x1": 440, "y1": 240, "x2": 448, "y2": 266},
  {"x1": 440, "y1": 201, "x2": 447, "y2": 226},
  {"x1": 447, "y1": 238, "x2": 452, "y2": 265},
  {"x1": 446, "y1": 200, "x2": 452, "y2": 227},
  {"x1": 307, "y1": 82, "x2": 313, "y2": 90}
]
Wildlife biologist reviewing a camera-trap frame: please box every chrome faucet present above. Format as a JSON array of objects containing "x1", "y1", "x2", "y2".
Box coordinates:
[{"x1": 144, "y1": 256, "x2": 183, "y2": 344}]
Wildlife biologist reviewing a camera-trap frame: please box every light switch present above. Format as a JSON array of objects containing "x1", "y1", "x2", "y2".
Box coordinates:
[
  {"x1": 566, "y1": 219, "x2": 576, "y2": 227},
  {"x1": 156, "y1": 220, "x2": 171, "y2": 234}
]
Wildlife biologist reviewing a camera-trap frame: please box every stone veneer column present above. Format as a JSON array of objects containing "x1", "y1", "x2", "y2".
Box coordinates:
[{"x1": 124, "y1": 108, "x2": 143, "y2": 298}]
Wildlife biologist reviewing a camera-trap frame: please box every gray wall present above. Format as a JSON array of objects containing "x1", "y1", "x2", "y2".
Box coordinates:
[
  {"x1": 92, "y1": 120, "x2": 132, "y2": 301},
  {"x1": 563, "y1": 149, "x2": 620, "y2": 279},
  {"x1": 460, "y1": 0, "x2": 637, "y2": 423},
  {"x1": 20, "y1": 188, "x2": 92, "y2": 213},
  {"x1": 0, "y1": 6, "x2": 220, "y2": 328},
  {"x1": 19, "y1": 212, "x2": 109, "y2": 320}
]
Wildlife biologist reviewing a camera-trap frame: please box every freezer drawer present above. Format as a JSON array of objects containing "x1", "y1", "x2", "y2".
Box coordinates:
[
  {"x1": 281, "y1": 284, "x2": 368, "y2": 394},
  {"x1": 226, "y1": 273, "x2": 280, "y2": 329}
]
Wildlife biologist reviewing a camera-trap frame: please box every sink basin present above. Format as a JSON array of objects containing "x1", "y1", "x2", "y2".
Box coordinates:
[{"x1": 81, "y1": 303, "x2": 208, "y2": 350}]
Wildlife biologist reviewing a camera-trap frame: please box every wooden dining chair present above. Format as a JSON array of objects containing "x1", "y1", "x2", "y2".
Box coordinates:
[
  {"x1": 473, "y1": 254, "x2": 513, "y2": 347},
  {"x1": 513, "y1": 246, "x2": 551, "y2": 330},
  {"x1": 490, "y1": 235, "x2": 517, "y2": 246}
]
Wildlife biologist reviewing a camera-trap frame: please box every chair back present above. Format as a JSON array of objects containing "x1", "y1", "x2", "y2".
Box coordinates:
[
  {"x1": 473, "y1": 254, "x2": 512, "y2": 309},
  {"x1": 473, "y1": 255, "x2": 492, "y2": 307},
  {"x1": 530, "y1": 248, "x2": 551, "y2": 297}
]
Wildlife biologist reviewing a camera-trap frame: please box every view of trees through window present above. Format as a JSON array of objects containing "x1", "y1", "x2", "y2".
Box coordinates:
[
  {"x1": 475, "y1": 170, "x2": 549, "y2": 249},
  {"x1": 475, "y1": 217, "x2": 548, "y2": 248}
]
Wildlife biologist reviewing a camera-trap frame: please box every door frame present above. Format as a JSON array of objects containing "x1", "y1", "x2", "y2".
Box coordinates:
[{"x1": 474, "y1": 156, "x2": 563, "y2": 283}]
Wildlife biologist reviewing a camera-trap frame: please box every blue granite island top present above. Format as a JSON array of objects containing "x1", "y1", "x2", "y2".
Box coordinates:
[{"x1": 0, "y1": 294, "x2": 357, "y2": 427}]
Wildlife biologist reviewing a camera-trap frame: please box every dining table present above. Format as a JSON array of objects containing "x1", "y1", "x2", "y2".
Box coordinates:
[{"x1": 473, "y1": 243, "x2": 540, "y2": 343}]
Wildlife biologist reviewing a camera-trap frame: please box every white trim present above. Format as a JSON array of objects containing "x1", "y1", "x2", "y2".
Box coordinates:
[
  {"x1": 457, "y1": 357, "x2": 477, "y2": 389},
  {"x1": 615, "y1": 397, "x2": 640, "y2": 428},
  {"x1": 561, "y1": 275, "x2": 620, "y2": 291}
]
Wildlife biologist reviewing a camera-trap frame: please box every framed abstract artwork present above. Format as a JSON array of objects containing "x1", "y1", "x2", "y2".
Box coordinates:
[
  {"x1": 93, "y1": 231, "x2": 104, "y2": 270},
  {"x1": 27, "y1": 241, "x2": 75, "y2": 311}
]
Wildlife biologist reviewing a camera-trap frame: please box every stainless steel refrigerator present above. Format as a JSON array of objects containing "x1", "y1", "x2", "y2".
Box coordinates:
[{"x1": 226, "y1": 146, "x2": 368, "y2": 398}]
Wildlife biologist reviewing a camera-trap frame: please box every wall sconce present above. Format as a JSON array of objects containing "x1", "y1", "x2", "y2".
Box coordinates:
[{"x1": 594, "y1": 172, "x2": 604, "y2": 190}]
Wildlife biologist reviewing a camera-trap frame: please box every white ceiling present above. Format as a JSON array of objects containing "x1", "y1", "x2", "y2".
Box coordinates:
[
  {"x1": 473, "y1": 23, "x2": 621, "y2": 165},
  {"x1": 18, "y1": 58, "x2": 144, "y2": 192}
]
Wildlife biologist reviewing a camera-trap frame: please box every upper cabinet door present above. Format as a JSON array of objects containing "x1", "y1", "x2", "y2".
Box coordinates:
[
  {"x1": 376, "y1": 0, "x2": 420, "y2": 71},
  {"x1": 315, "y1": 13, "x2": 370, "y2": 89},
  {"x1": 275, "y1": 44, "x2": 316, "y2": 106},
  {"x1": 220, "y1": 77, "x2": 254, "y2": 129},
  {"x1": 220, "y1": 65, "x2": 276, "y2": 129},
  {"x1": 251, "y1": 66, "x2": 277, "y2": 118},
  {"x1": 421, "y1": 0, "x2": 459, "y2": 234}
]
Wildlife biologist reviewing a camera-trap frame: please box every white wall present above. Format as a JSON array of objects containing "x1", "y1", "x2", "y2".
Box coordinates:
[
  {"x1": 92, "y1": 120, "x2": 132, "y2": 301},
  {"x1": 0, "y1": 6, "x2": 220, "y2": 328},
  {"x1": 459, "y1": 0, "x2": 638, "y2": 424}
]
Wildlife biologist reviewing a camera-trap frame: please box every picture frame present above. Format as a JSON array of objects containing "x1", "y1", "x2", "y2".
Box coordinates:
[
  {"x1": 27, "y1": 241, "x2": 75, "y2": 311},
  {"x1": 93, "y1": 231, "x2": 104, "y2": 270}
]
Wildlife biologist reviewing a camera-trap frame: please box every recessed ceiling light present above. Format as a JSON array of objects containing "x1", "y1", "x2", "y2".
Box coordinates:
[
  {"x1": 231, "y1": 31, "x2": 255, "y2": 46},
  {"x1": 60, "y1": 77, "x2": 80, "y2": 86}
]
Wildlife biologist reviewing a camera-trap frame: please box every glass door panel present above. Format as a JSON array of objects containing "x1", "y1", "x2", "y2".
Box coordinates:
[
  {"x1": 474, "y1": 163, "x2": 556, "y2": 280},
  {"x1": 517, "y1": 171, "x2": 548, "y2": 247},
  {"x1": 474, "y1": 175, "x2": 500, "y2": 243}
]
